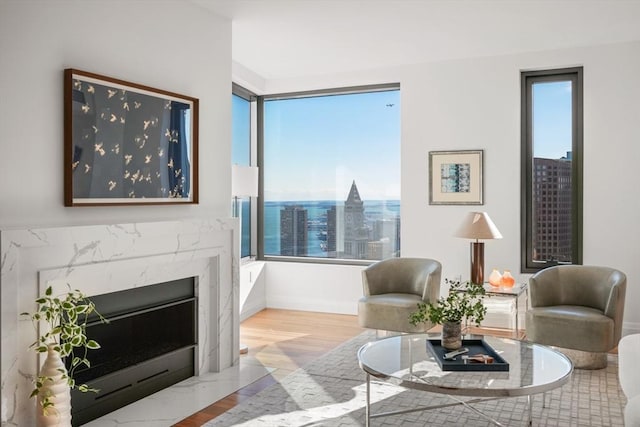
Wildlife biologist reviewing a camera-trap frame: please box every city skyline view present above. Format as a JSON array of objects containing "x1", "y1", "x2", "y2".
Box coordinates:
[{"x1": 265, "y1": 182, "x2": 400, "y2": 259}]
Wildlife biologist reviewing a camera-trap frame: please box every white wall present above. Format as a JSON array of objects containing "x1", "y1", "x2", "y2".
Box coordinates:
[
  {"x1": 261, "y1": 41, "x2": 640, "y2": 334},
  {"x1": 266, "y1": 262, "x2": 364, "y2": 315},
  {"x1": 0, "y1": 0, "x2": 232, "y2": 228},
  {"x1": 239, "y1": 261, "x2": 266, "y2": 321}
]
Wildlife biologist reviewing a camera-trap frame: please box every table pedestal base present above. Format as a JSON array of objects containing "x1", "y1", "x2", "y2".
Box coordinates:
[{"x1": 365, "y1": 374, "x2": 534, "y2": 427}]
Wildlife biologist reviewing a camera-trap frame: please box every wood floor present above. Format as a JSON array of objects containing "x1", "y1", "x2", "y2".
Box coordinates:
[{"x1": 173, "y1": 309, "x2": 366, "y2": 426}]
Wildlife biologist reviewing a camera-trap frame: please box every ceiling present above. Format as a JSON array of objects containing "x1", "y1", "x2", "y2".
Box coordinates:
[{"x1": 194, "y1": 0, "x2": 640, "y2": 80}]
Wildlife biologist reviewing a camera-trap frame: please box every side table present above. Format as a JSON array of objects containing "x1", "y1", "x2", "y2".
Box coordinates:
[
  {"x1": 456, "y1": 282, "x2": 529, "y2": 337},
  {"x1": 482, "y1": 282, "x2": 528, "y2": 337}
]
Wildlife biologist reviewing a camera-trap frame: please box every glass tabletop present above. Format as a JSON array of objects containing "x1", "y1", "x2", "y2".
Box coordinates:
[
  {"x1": 482, "y1": 282, "x2": 528, "y2": 296},
  {"x1": 357, "y1": 334, "x2": 573, "y2": 397}
]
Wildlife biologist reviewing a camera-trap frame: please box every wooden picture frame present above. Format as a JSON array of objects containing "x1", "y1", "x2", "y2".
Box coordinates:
[
  {"x1": 64, "y1": 69, "x2": 198, "y2": 206},
  {"x1": 429, "y1": 150, "x2": 483, "y2": 205}
]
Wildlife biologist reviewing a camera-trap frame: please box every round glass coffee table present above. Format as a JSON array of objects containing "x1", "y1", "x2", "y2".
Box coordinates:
[{"x1": 357, "y1": 334, "x2": 573, "y2": 426}]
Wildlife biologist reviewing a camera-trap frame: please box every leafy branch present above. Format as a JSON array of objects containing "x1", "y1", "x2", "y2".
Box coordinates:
[
  {"x1": 21, "y1": 285, "x2": 107, "y2": 414},
  {"x1": 409, "y1": 278, "x2": 487, "y2": 326}
]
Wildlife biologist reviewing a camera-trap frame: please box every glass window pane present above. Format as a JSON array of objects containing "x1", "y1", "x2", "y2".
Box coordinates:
[
  {"x1": 531, "y1": 81, "x2": 573, "y2": 264},
  {"x1": 240, "y1": 199, "x2": 250, "y2": 258},
  {"x1": 232, "y1": 94, "x2": 250, "y2": 165},
  {"x1": 263, "y1": 88, "x2": 400, "y2": 260},
  {"x1": 232, "y1": 93, "x2": 252, "y2": 258}
]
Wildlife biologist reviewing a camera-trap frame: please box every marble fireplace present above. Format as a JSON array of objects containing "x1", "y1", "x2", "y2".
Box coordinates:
[{"x1": 0, "y1": 219, "x2": 239, "y2": 426}]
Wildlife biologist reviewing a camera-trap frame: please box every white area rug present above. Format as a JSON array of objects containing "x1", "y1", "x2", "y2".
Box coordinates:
[{"x1": 205, "y1": 331, "x2": 625, "y2": 426}]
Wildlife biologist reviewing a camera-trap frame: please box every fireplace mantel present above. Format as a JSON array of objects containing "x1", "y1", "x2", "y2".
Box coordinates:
[{"x1": 0, "y1": 219, "x2": 239, "y2": 425}]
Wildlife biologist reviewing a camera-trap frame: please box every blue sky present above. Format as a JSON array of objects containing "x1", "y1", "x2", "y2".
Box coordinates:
[
  {"x1": 533, "y1": 81, "x2": 573, "y2": 159},
  {"x1": 262, "y1": 90, "x2": 401, "y2": 201},
  {"x1": 232, "y1": 95, "x2": 251, "y2": 165}
]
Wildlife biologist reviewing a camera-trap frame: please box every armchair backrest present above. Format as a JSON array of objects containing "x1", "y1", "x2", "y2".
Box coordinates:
[
  {"x1": 529, "y1": 265, "x2": 626, "y2": 341},
  {"x1": 361, "y1": 257, "x2": 441, "y2": 303}
]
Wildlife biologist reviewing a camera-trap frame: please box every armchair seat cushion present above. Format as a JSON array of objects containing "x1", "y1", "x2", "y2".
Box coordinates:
[
  {"x1": 526, "y1": 305, "x2": 614, "y2": 352},
  {"x1": 358, "y1": 293, "x2": 427, "y2": 333}
]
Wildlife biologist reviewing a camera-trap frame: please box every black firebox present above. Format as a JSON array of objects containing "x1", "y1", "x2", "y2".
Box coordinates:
[{"x1": 69, "y1": 277, "x2": 197, "y2": 426}]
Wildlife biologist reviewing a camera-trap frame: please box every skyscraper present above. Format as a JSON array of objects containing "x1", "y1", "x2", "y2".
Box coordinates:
[
  {"x1": 532, "y1": 155, "x2": 573, "y2": 262},
  {"x1": 327, "y1": 206, "x2": 337, "y2": 254},
  {"x1": 368, "y1": 238, "x2": 391, "y2": 260},
  {"x1": 280, "y1": 205, "x2": 308, "y2": 256},
  {"x1": 343, "y1": 181, "x2": 369, "y2": 259},
  {"x1": 374, "y1": 217, "x2": 401, "y2": 257},
  {"x1": 326, "y1": 204, "x2": 344, "y2": 257}
]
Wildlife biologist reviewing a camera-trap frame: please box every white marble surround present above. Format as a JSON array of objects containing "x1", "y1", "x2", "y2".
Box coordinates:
[{"x1": 1, "y1": 219, "x2": 240, "y2": 426}]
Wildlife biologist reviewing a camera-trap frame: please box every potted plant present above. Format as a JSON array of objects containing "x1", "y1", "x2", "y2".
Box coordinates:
[
  {"x1": 21, "y1": 285, "x2": 106, "y2": 426},
  {"x1": 409, "y1": 278, "x2": 487, "y2": 350}
]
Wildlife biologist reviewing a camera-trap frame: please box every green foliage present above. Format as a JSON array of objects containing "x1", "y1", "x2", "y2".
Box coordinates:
[
  {"x1": 21, "y1": 285, "x2": 107, "y2": 415},
  {"x1": 409, "y1": 278, "x2": 487, "y2": 326}
]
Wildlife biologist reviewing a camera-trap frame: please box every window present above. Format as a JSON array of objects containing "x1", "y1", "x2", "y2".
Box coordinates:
[
  {"x1": 232, "y1": 84, "x2": 257, "y2": 259},
  {"x1": 259, "y1": 84, "x2": 401, "y2": 262},
  {"x1": 521, "y1": 68, "x2": 583, "y2": 272}
]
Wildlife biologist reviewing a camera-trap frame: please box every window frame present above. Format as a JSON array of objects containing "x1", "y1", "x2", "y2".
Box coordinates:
[
  {"x1": 256, "y1": 83, "x2": 401, "y2": 265},
  {"x1": 232, "y1": 83, "x2": 258, "y2": 260},
  {"x1": 520, "y1": 67, "x2": 583, "y2": 273}
]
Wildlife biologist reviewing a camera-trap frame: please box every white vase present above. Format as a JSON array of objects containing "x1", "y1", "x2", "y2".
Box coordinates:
[
  {"x1": 488, "y1": 269, "x2": 502, "y2": 287},
  {"x1": 36, "y1": 344, "x2": 72, "y2": 427}
]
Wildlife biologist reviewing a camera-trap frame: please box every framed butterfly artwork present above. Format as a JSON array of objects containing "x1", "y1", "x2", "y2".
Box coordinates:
[{"x1": 64, "y1": 69, "x2": 199, "y2": 206}]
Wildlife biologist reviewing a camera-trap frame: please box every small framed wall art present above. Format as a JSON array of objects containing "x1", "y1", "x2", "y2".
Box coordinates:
[
  {"x1": 429, "y1": 150, "x2": 483, "y2": 205},
  {"x1": 64, "y1": 69, "x2": 199, "y2": 206}
]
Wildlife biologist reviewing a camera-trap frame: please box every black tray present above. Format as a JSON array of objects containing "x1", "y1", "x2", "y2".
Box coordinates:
[{"x1": 426, "y1": 339, "x2": 509, "y2": 372}]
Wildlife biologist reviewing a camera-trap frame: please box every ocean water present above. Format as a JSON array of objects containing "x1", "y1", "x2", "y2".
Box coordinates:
[{"x1": 264, "y1": 200, "x2": 400, "y2": 257}]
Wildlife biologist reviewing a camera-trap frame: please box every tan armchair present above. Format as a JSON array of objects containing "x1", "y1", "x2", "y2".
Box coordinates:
[
  {"x1": 358, "y1": 258, "x2": 441, "y2": 333},
  {"x1": 525, "y1": 265, "x2": 626, "y2": 369}
]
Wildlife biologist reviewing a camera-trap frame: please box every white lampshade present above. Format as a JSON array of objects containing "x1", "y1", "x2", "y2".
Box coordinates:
[
  {"x1": 231, "y1": 165, "x2": 259, "y2": 198},
  {"x1": 454, "y1": 212, "x2": 503, "y2": 240}
]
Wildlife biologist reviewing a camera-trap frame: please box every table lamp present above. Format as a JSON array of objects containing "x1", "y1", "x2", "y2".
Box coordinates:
[
  {"x1": 231, "y1": 164, "x2": 259, "y2": 217},
  {"x1": 454, "y1": 212, "x2": 502, "y2": 285}
]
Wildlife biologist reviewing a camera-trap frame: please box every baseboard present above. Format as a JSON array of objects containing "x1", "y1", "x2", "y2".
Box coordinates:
[
  {"x1": 240, "y1": 302, "x2": 266, "y2": 322},
  {"x1": 266, "y1": 295, "x2": 357, "y2": 315}
]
